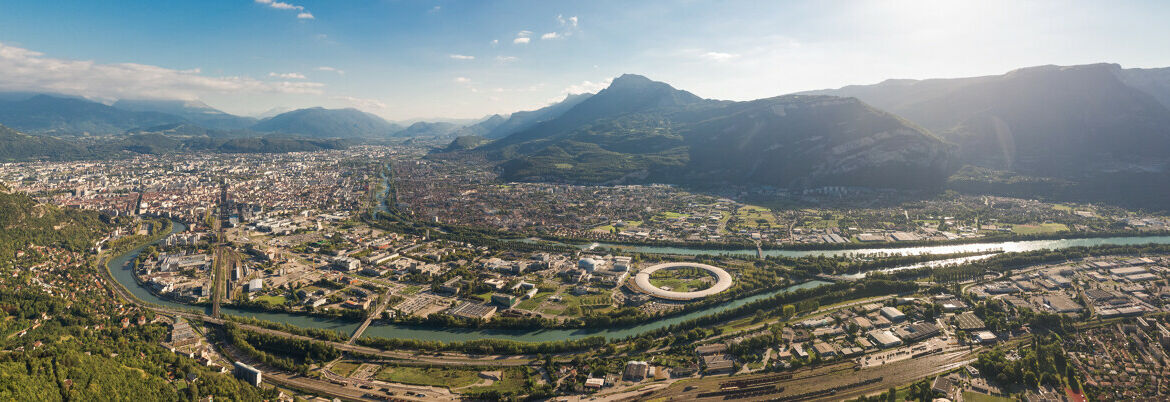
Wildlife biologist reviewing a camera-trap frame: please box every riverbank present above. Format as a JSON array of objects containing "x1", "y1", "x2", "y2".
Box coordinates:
[{"x1": 102, "y1": 216, "x2": 1170, "y2": 345}]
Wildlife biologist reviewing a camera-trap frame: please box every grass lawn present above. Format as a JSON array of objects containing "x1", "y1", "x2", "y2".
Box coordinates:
[
  {"x1": 592, "y1": 224, "x2": 616, "y2": 233},
  {"x1": 803, "y1": 218, "x2": 839, "y2": 229},
  {"x1": 734, "y1": 205, "x2": 778, "y2": 230},
  {"x1": 515, "y1": 292, "x2": 551, "y2": 310},
  {"x1": 657, "y1": 211, "x2": 688, "y2": 219},
  {"x1": 962, "y1": 391, "x2": 1014, "y2": 402},
  {"x1": 254, "y1": 295, "x2": 287, "y2": 305},
  {"x1": 466, "y1": 367, "x2": 529, "y2": 394},
  {"x1": 577, "y1": 295, "x2": 612, "y2": 307},
  {"x1": 330, "y1": 361, "x2": 360, "y2": 377},
  {"x1": 400, "y1": 285, "x2": 422, "y2": 295},
  {"x1": 374, "y1": 366, "x2": 481, "y2": 389},
  {"x1": 648, "y1": 267, "x2": 714, "y2": 292},
  {"x1": 592, "y1": 220, "x2": 642, "y2": 233},
  {"x1": 648, "y1": 277, "x2": 711, "y2": 292},
  {"x1": 1010, "y1": 223, "x2": 1069, "y2": 235},
  {"x1": 472, "y1": 291, "x2": 493, "y2": 303}
]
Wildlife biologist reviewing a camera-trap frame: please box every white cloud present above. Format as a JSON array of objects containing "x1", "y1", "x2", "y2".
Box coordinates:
[
  {"x1": 495, "y1": 55, "x2": 519, "y2": 63},
  {"x1": 255, "y1": 0, "x2": 314, "y2": 20},
  {"x1": 256, "y1": 0, "x2": 297, "y2": 10},
  {"x1": 514, "y1": 31, "x2": 532, "y2": 44},
  {"x1": 0, "y1": 41, "x2": 324, "y2": 101},
  {"x1": 454, "y1": 77, "x2": 471, "y2": 84},
  {"x1": 562, "y1": 78, "x2": 611, "y2": 95},
  {"x1": 428, "y1": 6, "x2": 441, "y2": 14},
  {"x1": 700, "y1": 51, "x2": 740, "y2": 62},
  {"x1": 449, "y1": 54, "x2": 475, "y2": 60},
  {"x1": 491, "y1": 39, "x2": 499, "y2": 46},
  {"x1": 543, "y1": 15, "x2": 580, "y2": 40},
  {"x1": 268, "y1": 72, "x2": 307, "y2": 79},
  {"x1": 557, "y1": 15, "x2": 579, "y2": 28},
  {"x1": 332, "y1": 95, "x2": 387, "y2": 110},
  {"x1": 316, "y1": 66, "x2": 345, "y2": 75}
]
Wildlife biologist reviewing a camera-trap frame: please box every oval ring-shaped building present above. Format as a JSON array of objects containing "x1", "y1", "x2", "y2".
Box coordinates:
[{"x1": 633, "y1": 262, "x2": 733, "y2": 300}]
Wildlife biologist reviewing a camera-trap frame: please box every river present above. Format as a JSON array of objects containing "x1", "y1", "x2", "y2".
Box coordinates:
[
  {"x1": 105, "y1": 219, "x2": 830, "y2": 342},
  {"x1": 103, "y1": 170, "x2": 1170, "y2": 342},
  {"x1": 583, "y1": 235, "x2": 1170, "y2": 258}
]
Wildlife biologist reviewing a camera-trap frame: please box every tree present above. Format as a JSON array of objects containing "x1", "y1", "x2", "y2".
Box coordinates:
[{"x1": 782, "y1": 304, "x2": 796, "y2": 319}]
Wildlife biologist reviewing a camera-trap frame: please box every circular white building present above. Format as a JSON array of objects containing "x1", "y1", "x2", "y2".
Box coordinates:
[{"x1": 633, "y1": 262, "x2": 733, "y2": 300}]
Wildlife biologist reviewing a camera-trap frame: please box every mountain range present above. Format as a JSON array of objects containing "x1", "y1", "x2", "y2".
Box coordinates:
[
  {"x1": 6, "y1": 63, "x2": 1170, "y2": 205},
  {"x1": 458, "y1": 74, "x2": 953, "y2": 189},
  {"x1": 801, "y1": 63, "x2": 1170, "y2": 177}
]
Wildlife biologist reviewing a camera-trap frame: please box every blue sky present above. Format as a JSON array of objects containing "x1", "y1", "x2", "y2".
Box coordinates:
[{"x1": 1, "y1": 0, "x2": 1169, "y2": 120}]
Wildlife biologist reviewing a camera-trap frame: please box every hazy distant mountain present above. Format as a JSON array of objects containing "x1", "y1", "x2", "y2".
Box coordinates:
[
  {"x1": 124, "y1": 123, "x2": 267, "y2": 139},
  {"x1": 254, "y1": 106, "x2": 296, "y2": 119},
  {"x1": 251, "y1": 107, "x2": 402, "y2": 138},
  {"x1": 453, "y1": 114, "x2": 506, "y2": 138},
  {"x1": 0, "y1": 94, "x2": 184, "y2": 135},
  {"x1": 114, "y1": 133, "x2": 349, "y2": 154},
  {"x1": 802, "y1": 63, "x2": 1170, "y2": 176},
  {"x1": 474, "y1": 93, "x2": 593, "y2": 139},
  {"x1": 112, "y1": 99, "x2": 256, "y2": 129},
  {"x1": 1117, "y1": 66, "x2": 1170, "y2": 110},
  {"x1": 441, "y1": 135, "x2": 491, "y2": 152},
  {"x1": 0, "y1": 124, "x2": 92, "y2": 161},
  {"x1": 465, "y1": 74, "x2": 953, "y2": 189},
  {"x1": 391, "y1": 121, "x2": 461, "y2": 138}
]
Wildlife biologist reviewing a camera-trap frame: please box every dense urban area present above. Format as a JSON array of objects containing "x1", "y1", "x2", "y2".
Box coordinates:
[{"x1": 5, "y1": 143, "x2": 1170, "y2": 402}]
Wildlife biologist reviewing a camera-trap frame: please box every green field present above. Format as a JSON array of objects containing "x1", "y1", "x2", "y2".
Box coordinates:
[
  {"x1": 734, "y1": 205, "x2": 777, "y2": 229},
  {"x1": 593, "y1": 220, "x2": 643, "y2": 233},
  {"x1": 649, "y1": 277, "x2": 711, "y2": 292},
  {"x1": 577, "y1": 295, "x2": 612, "y2": 307},
  {"x1": 656, "y1": 211, "x2": 688, "y2": 220},
  {"x1": 330, "y1": 361, "x2": 360, "y2": 377},
  {"x1": 400, "y1": 285, "x2": 422, "y2": 295},
  {"x1": 962, "y1": 391, "x2": 1014, "y2": 402},
  {"x1": 515, "y1": 292, "x2": 551, "y2": 310},
  {"x1": 1009, "y1": 223, "x2": 1069, "y2": 234},
  {"x1": 649, "y1": 266, "x2": 714, "y2": 292},
  {"x1": 374, "y1": 366, "x2": 482, "y2": 389},
  {"x1": 465, "y1": 367, "x2": 529, "y2": 394},
  {"x1": 254, "y1": 295, "x2": 287, "y2": 305}
]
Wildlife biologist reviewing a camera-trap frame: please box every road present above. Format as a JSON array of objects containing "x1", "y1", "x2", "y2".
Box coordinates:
[
  {"x1": 642, "y1": 348, "x2": 980, "y2": 401},
  {"x1": 349, "y1": 287, "x2": 395, "y2": 344},
  {"x1": 165, "y1": 310, "x2": 538, "y2": 366}
]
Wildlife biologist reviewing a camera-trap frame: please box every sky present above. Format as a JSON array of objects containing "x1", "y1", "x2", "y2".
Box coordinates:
[{"x1": 1, "y1": 0, "x2": 1169, "y2": 121}]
